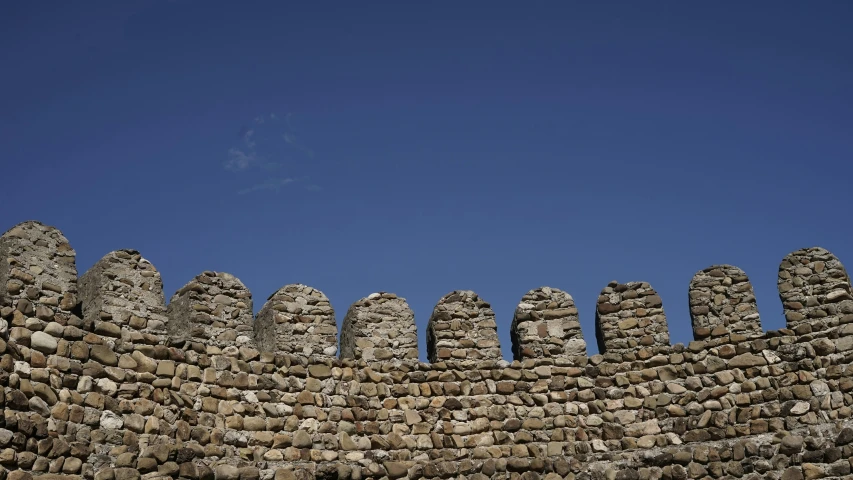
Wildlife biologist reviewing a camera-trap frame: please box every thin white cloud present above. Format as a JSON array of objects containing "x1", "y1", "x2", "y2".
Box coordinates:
[
  {"x1": 237, "y1": 177, "x2": 296, "y2": 195},
  {"x1": 224, "y1": 113, "x2": 312, "y2": 188},
  {"x1": 283, "y1": 132, "x2": 314, "y2": 158},
  {"x1": 305, "y1": 184, "x2": 323, "y2": 192},
  {"x1": 243, "y1": 129, "x2": 256, "y2": 148},
  {"x1": 224, "y1": 148, "x2": 257, "y2": 171}
]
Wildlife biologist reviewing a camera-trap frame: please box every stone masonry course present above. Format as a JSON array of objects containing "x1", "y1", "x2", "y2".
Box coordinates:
[{"x1": 0, "y1": 220, "x2": 851, "y2": 480}]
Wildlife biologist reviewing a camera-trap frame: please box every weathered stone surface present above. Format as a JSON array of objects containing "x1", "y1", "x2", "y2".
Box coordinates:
[
  {"x1": 778, "y1": 247, "x2": 853, "y2": 334},
  {"x1": 90, "y1": 344, "x2": 118, "y2": 366},
  {"x1": 253, "y1": 284, "x2": 337, "y2": 357},
  {"x1": 0, "y1": 221, "x2": 78, "y2": 332},
  {"x1": 167, "y1": 271, "x2": 253, "y2": 349},
  {"x1": 2, "y1": 220, "x2": 853, "y2": 480},
  {"x1": 30, "y1": 331, "x2": 58, "y2": 353},
  {"x1": 729, "y1": 353, "x2": 767, "y2": 368},
  {"x1": 689, "y1": 265, "x2": 763, "y2": 341},
  {"x1": 79, "y1": 249, "x2": 168, "y2": 348},
  {"x1": 292, "y1": 430, "x2": 312, "y2": 448},
  {"x1": 780, "y1": 435, "x2": 804, "y2": 454},
  {"x1": 511, "y1": 286, "x2": 586, "y2": 361},
  {"x1": 339, "y1": 292, "x2": 418, "y2": 362},
  {"x1": 214, "y1": 465, "x2": 239, "y2": 480},
  {"x1": 427, "y1": 290, "x2": 501, "y2": 363},
  {"x1": 595, "y1": 281, "x2": 669, "y2": 354}
]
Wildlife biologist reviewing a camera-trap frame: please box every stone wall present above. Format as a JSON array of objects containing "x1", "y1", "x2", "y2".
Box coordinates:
[
  {"x1": 426, "y1": 291, "x2": 502, "y2": 363},
  {"x1": 253, "y1": 284, "x2": 337, "y2": 359},
  {"x1": 166, "y1": 271, "x2": 254, "y2": 351},
  {"x1": 510, "y1": 287, "x2": 586, "y2": 362},
  {"x1": 778, "y1": 247, "x2": 853, "y2": 335},
  {"x1": 79, "y1": 250, "x2": 169, "y2": 350},
  {"x1": 594, "y1": 282, "x2": 669, "y2": 357},
  {"x1": 689, "y1": 265, "x2": 762, "y2": 344},
  {"x1": 1, "y1": 219, "x2": 853, "y2": 480},
  {"x1": 0, "y1": 221, "x2": 79, "y2": 344},
  {"x1": 339, "y1": 293, "x2": 418, "y2": 363}
]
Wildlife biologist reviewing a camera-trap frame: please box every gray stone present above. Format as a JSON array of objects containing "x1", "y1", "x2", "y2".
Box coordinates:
[
  {"x1": 30, "y1": 331, "x2": 57, "y2": 353},
  {"x1": 780, "y1": 435, "x2": 804, "y2": 455}
]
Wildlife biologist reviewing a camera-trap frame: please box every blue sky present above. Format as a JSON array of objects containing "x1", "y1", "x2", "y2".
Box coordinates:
[{"x1": 2, "y1": 1, "x2": 852, "y2": 360}]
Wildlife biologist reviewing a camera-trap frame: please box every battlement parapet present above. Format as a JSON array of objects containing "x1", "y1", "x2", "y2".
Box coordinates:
[
  {"x1": 689, "y1": 264, "x2": 763, "y2": 344},
  {"x1": 79, "y1": 249, "x2": 168, "y2": 351},
  {"x1": 1, "y1": 219, "x2": 853, "y2": 480},
  {"x1": 427, "y1": 290, "x2": 502, "y2": 363},
  {"x1": 511, "y1": 286, "x2": 587, "y2": 362},
  {"x1": 166, "y1": 270, "x2": 254, "y2": 352},
  {"x1": 595, "y1": 281, "x2": 670, "y2": 357},
  {"x1": 253, "y1": 283, "x2": 338, "y2": 358},
  {"x1": 779, "y1": 247, "x2": 853, "y2": 335},
  {"x1": 339, "y1": 292, "x2": 418, "y2": 363}
]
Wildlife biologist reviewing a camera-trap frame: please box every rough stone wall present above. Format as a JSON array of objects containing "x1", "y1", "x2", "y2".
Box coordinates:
[
  {"x1": 339, "y1": 292, "x2": 418, "y2": 363},
  {"x1": 0, "y1": 221, "x2": 79, "y2": 344},
  {"x1": 252, "y1": 284, "x2": 337, "y2": 358},
  {"x1": 1, "y1": 222, "x2": 853, "y2": 480},
  {"x1": 511, "y1": 287, "x2": 586, "y2": 362},
  {"x1": 778, "y1": 247, "x2": 853, "y2": 335},
  {"x1": 689, "y1": 265, "x2": 762, "y2": 343},
  {"x1": 427, "y1": 290, "x2": 501, "y2": 363},
  {"x1": 166, "y1": 272, "x2": 254, "y2": 351},
  {"x1": 595, "y1": 281, "x2": 669, "y2": 357},
  {"x1": 79, "y1": 249, "x2": 169, "y2": 350}
]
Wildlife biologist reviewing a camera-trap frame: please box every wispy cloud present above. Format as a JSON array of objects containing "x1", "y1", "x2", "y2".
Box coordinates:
[
  {"x1": 237, "y1": 177, "x2": 296, "y2": 195},
  {"x1": 242, "y1": 129, "x2": 256, "y2": 148},
  {"x1": 283, "y1": 132, "x2": 315, "y2": 158},
  {"x1": 224, "y1": 112, "x2": 320, "y2": 193},
  {"x1": 256, "y1": 113, "x2": 279, "y2": 124},
  {"x1": 224, "y1": 148, "x2": 257, "y2": 171},
  {"x1": 224, "y1": 125, "x2": 260, "y2": 170}
]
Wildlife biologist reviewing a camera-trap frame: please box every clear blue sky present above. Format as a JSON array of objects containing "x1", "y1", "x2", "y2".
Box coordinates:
[{"x1": 2, "y1": 1, "x2": 852, "y2": 360}]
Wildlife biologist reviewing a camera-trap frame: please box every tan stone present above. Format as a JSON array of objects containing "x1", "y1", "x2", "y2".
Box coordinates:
[{"x1": 292, "y1": 430, "x2": 312, "y2": 448}]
